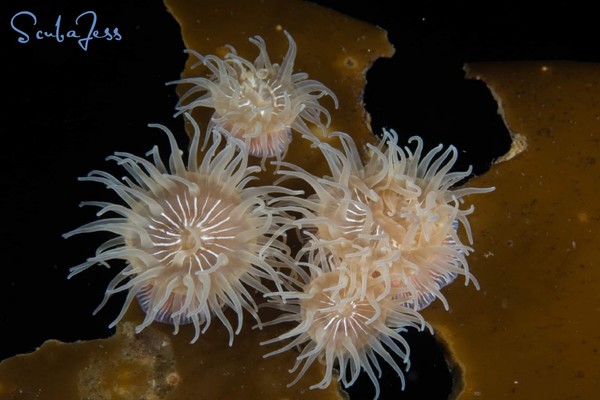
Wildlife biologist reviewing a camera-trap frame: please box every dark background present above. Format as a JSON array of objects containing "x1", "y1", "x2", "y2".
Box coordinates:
[{"x1": 0, "y1": 1, "x2": 596, "y2": 399}]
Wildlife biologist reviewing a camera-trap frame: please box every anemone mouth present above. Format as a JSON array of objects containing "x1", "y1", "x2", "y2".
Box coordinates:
[
  {"x1": 122, "y1": 177, "x2": 259, "y2": 331},
  {"x1": 235, "y1": 70, "x2": 295, "y2": 122},
  {"x1": 127, "y1": 179, "x2": 252, "y2": 275},
  {"x1": 301, "y1": 270, "x2": 386, "y2": 352}
]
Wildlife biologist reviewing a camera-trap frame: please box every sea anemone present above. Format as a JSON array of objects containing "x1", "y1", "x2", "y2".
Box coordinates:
[
  {"x1": 262, "y1": 249, "x2": 425, "y2": 399},
  {"x1": 275, "y1": 129, "x2": 494, "y2": 311},
  {"x1": 170, "y1": 30, "x2": 338, "y2": 164},
  {"x1": 64, "y1": 115, "x2": 298, "y2": 344}
]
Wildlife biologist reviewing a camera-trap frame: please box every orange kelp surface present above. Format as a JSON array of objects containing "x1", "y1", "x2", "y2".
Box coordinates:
[
  {"x1": 425, "y1": 62, "x2": 600, "y2": 399},
  {"x1": 0, "y1": 1, "x2": 394, "y2": 399},
  {"x1": 0, "y1": 306, "x2": 344, "y2": 400}
]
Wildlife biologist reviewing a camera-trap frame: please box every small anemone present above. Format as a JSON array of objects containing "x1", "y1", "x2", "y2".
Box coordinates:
[
  {"x1": 64, "y1": 114, "x2": 300, "y2": 344},
  {"x1": 170, "y1": 31, "x2": 338, "y2": 166},
  {"x1": 262, "y1": 249, "x2": 425, "y2": 399}
]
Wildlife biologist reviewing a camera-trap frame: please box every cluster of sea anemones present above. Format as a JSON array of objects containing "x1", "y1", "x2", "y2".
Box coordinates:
[
  {"x1": 259, "y1": 130, "x2": 493, "y2": 396},
  {"x1": 65, "y1": 31, "x2": 492, "y2": 399}
]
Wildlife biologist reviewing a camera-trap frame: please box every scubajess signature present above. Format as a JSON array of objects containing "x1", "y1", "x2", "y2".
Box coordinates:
[{"x1": 10, "y1": 10, "x2": 122, "y2": 51}]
